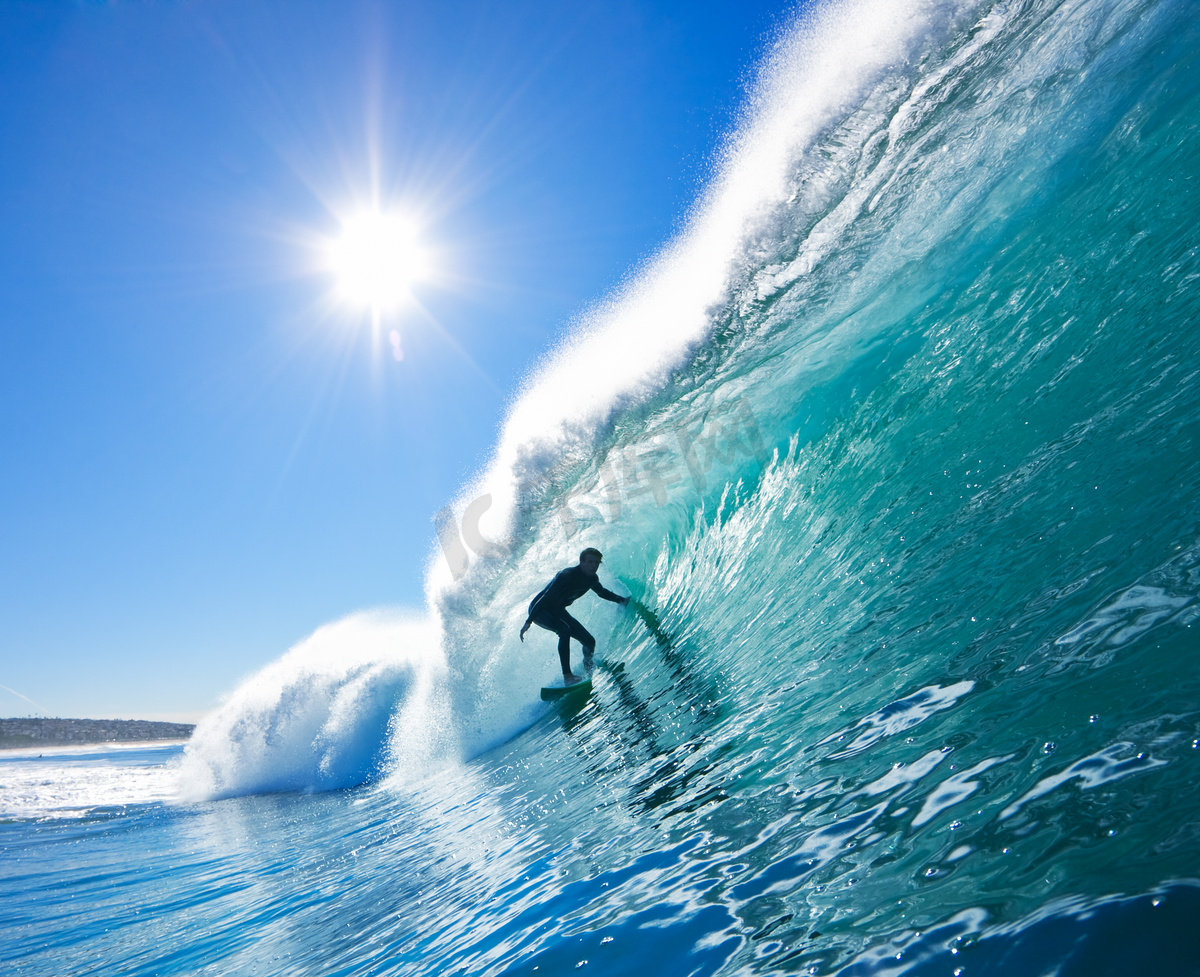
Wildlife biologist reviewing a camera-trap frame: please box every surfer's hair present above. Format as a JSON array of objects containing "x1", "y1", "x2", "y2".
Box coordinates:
[{"x1": 579, "y1": 547, "x2": 602, "y2": 562}]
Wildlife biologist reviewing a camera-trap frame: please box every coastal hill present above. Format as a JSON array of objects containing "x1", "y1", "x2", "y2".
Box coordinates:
[{"x1": 0, "y1": 717, "x2": 195, "y2": 750}]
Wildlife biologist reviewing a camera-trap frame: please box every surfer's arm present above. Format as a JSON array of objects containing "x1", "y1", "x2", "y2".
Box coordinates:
[{"x1": 591, "y1": 579, "x2": 630, "y2": 605}]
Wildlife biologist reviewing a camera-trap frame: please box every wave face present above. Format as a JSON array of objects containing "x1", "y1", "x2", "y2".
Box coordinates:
[{"x1": 162, "y1": 0, "x2": 1200, "y2": 974}]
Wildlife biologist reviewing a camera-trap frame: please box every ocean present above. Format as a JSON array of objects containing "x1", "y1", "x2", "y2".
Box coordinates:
[{"x1": 4, "y1": 0, "x2": 1200, "y2": 973}]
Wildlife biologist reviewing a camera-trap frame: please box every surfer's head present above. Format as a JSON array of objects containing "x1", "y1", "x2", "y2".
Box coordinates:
[{"x1": 579, "y1": 547, "x2": 602, "y2": 575}]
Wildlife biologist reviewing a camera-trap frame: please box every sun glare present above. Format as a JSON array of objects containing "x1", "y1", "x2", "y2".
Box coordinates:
[{"x1": 328, "y1": 212, "x2": 429, "y2": 312}]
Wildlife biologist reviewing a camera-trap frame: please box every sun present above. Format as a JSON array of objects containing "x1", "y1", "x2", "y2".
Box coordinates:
[{"x1": 327, "y1": 211, "x2": 429, "y2": 312}]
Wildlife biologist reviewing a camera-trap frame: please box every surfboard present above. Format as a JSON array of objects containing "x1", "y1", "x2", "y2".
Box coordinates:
[{"x1": 540, "y1": 677, "x2": 593, "y2": 701}]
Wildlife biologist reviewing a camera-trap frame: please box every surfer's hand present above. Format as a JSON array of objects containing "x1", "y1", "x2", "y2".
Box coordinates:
[{"x1": 519, "y1": 620, "x2": 530, "y2": 641}]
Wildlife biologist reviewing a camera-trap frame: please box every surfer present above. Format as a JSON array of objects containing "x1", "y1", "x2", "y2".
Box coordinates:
[{"x1": 520, "y1": 547, "x2": 630, "y2": 684}]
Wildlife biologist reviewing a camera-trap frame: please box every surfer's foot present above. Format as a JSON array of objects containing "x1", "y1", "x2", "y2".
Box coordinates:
[{"x1": 563, "y1": 672, "x2": 581, "y2": 685}]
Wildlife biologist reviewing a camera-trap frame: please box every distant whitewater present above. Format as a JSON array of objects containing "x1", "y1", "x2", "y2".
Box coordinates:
[{"x1": 30, "y1": 0, "x2": 1188, "y2": 973}]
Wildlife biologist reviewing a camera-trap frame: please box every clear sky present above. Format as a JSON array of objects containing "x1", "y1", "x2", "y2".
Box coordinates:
[{"x1": 0, "y1": 0, "x2": 792, "y2": 722}]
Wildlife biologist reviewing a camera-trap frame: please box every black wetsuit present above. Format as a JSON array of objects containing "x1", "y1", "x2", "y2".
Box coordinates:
[{"x1": 527, "y1": 566, "x2": 625, "y2": 675}]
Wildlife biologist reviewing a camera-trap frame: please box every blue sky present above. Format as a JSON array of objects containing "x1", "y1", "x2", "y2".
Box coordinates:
[{"x1": 0, "y1": 0, "x2": 792, "y2": 721}]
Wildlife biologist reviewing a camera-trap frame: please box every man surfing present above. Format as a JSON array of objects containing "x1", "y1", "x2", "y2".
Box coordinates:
[{"x1": 520, "y1": 547, "x2": 630, "y2": 684}]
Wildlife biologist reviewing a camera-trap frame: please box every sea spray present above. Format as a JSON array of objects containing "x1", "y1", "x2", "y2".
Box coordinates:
[{"x1": 179, "y1": 610, "x2": 447, "y2": 799}]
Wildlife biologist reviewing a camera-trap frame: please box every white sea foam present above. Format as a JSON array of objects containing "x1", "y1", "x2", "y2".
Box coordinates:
[
  {"x1": 0, "y1": 743, "x2": 184, "y2": 820},
  {"x1": 178, "y1": 609, "x2": 448, "y2": 800}
]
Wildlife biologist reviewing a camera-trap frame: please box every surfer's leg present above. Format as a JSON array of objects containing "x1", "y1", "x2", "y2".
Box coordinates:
[
  {"x1": 544, "y1": 612, "x2": 580, "y2": 681},
  {"x1": 534, "y1": 611, "x2": 579, "y2": 680},
  {"x1": 568, "y1": 618, "x2": 595, "y2": 655},
  {"x1": 556, "y1": 629, "x2": 574, "y2": 679},
  {"x1": 533, "y1": 611, "x2": 590, "y2": 681},
  {"x1": 560, "y1": 613, "x2": 595, "y2": 675}
]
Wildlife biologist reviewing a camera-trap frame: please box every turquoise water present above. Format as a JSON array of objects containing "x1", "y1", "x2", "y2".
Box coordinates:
[{"x1": 5, "y1": 0, "x2": 1200, "y2": 973}]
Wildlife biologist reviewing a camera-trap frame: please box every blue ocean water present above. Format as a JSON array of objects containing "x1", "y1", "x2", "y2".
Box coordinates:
[{"x1": 5, "y1": 0, "x2": 1200, "y2": 974}]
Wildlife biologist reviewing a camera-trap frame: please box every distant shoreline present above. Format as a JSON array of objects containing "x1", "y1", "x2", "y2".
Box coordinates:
[{"x1": 0, "y1": 717, "x2": 196, "y2": 750}]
